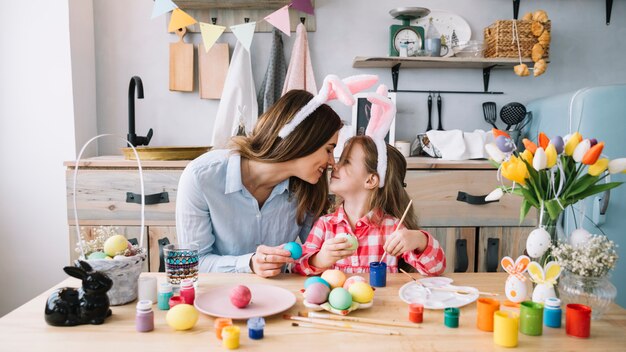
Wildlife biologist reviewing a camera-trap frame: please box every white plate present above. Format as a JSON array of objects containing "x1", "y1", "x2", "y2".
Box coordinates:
[
  {"x1": 398, "y1": 280, "x2": 479, "y2": 309},
  {"x1": 416, "y1": 10, "x2": 472, "y2": 56}
]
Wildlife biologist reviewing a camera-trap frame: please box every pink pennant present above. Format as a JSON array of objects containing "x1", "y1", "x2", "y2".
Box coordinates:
[
  {"x1": 291, "y1": 0, "x2": 314, "y2": 15},
  {"x1": 265, "y1": 5, "x2": 291, "y2": 37}
]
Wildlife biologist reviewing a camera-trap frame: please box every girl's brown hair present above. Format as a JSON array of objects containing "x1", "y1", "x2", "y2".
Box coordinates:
[
  {"x1": 338, "y1": 135, "x2": 417, "y2": 229},
  {"x1": 230, "y1": 90, "x2": 343, "y2": 224}
]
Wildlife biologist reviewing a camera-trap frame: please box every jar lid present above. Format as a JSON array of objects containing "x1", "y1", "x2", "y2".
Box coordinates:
[
  {"x1": 222, "y1": 325, "x2": 240, "y2": 338},
  {"x1": 247, "y1": 317, "x2": 265, "y2": 329},
  {"x1": 181, "y1": 279, "x2": 194, "y2": 288},
  {"x1": 136, "y1": 300, "x2": 153, "y2": 310},
  {"x1": 544, "y1": 297, "x2": 561, "y2": 307},
  {"x1": 159, "y1": 282, "x2": 173, "y2": 293}
]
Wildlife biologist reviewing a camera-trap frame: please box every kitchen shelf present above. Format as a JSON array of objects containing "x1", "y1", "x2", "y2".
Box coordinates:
[{"x1": 353, "y1": 56, "x2": 535, "y2": 92}]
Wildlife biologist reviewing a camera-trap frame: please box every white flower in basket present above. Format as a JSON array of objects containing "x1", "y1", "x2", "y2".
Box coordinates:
[{"x1": 72, "y1": 135, "x2": 148, "y2": 306}]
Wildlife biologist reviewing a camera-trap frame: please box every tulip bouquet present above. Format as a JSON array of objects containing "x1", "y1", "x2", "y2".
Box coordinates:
[{"x1": 485, "y1": 129, "x2": 625, "y2": 224}]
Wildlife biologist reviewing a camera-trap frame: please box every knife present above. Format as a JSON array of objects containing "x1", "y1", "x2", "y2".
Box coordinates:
[
  {"x1": 427, "y1": 93, "x2": 433, "y2": 131},
  {"x1": 437, "y1": 93, "x2": 444, "y2": 130}
]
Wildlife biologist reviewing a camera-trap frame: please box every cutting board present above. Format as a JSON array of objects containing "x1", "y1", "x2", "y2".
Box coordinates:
[
  {"x1": 199, "y1": 43, "x2": 229, "y2": 99},
  {"x1": 169, "y1": 27, "x2": 194, "y2": 92}
]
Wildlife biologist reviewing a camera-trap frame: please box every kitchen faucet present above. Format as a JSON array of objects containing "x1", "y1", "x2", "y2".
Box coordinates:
[{"x1": 128, "y1": 76, "x2": 153, "y2": 147}]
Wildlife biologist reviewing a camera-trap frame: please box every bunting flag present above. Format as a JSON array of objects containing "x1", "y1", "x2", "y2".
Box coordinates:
[
  {"x1": 264, "y1": 5, "x2": 291, "y2": 36},
  {"x1": 151, "y1": 0, "x2": 178, "y2": 19},
  {"x1": 291, "y1": 0, "x2": 314, "y2": 15},
  {"x1": 199, "y1": 22, "x2": 226, "y2": 52},
  {"x1": 168, "y1": 8, "x2": 197, "y2": 32},
  {"x1": 230, "y1": 22, "x2": 257, "y2": 52}
]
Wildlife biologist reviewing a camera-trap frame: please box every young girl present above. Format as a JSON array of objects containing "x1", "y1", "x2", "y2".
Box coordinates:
[{"x1": 293, "y1": 86, "x2": 446, "y2": 276}]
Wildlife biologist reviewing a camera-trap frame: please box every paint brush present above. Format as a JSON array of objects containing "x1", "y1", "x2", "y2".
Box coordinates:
[
  {"x1": 284, "y1": 314, "x2": 400, "y2": 335},
  {"x1": 291, "y1": 322, "x2": 396, "y2": 335},
  {"x1": 299, "y1": 311, "x2": 420, "y2": 329},
  {"x1": 380, "y1": 199, "x2": 413, "y2": 263},
  {"x1": 399, "y1": 268, "x2": 498, "y2": 296}
]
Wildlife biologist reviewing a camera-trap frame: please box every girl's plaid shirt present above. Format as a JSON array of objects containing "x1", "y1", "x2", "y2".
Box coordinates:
[{"x1": 292, "y1": 206, "x2": 446, "y2": 276}]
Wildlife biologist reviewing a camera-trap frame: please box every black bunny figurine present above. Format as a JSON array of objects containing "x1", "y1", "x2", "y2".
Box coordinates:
[{"x1": 44, "y1": 260, "x2": 113, "y2": 326}]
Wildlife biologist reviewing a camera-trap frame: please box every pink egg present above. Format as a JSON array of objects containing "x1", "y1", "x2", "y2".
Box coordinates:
[
  {"x1": 305, "y1": 283, "x2": 330, "y2": 304},
  {"x1": 342, "y1": 276, "x2": 366, "y2": 290},
  {"x1": 230, "y1": 285, "x2": 252, "y2": 308}
]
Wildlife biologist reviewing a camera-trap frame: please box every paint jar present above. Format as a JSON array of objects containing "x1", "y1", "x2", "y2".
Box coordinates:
[
  {"x1": 180, "y1": 279, "x2": 195, "y2": 305},
  {"x1": 493, "y1": 310, "x2": 519, "y2": 347},
  {"x1": 566, "y1": 304, "x2": 591, "y2": 338},
  {"x1": 408, "y1": 303, "x2": 424, "y2": 323},
  {"x1": 222, "y1": 325, "x2": 240, "y2": 349},
  {"x1": 520, "y1": 301, "x2": 543, "y2": 336},
  {"x1": 157, "y1": 282, "x2": 174, "y2": 310},
  {"x1": 215, "y1": 317, "x2": 233, "y2": 340},
  {"x1": 138, "y1": 276, "x2": 157, "y2": 304},
  {"x1": 477, "y1": 298, "x2": 500, "y2": 332},
  {"x1": 544, "y1": 297, "x2": 562, "y2": 328},
  {"x1": 168, "y1": 295, "x2": 185, "y2": 308},
  {"x1": 247, "y1": 317, "x2": 265, "y2": 339},
  {"x1": 444, "y1": 307, "x2": 460, "y2": 328},
  {"x1": 369, "y1": 262, "x2": 387, "y2": 287},
  {"x1": 135, "y1": 300, "x2": 154, "y2": 332}
]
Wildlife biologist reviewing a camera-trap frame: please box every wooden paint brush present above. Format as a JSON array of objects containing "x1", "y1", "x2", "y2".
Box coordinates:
[
  {"x1": 299, "y1": 311, "x2": 420, "y2": 329},
  {"x1": 380, "y1": 199, "x2": 413, "y2": 263},
  {"x1": 284, "y1": 314, "x2": 400, "y2": 335}
]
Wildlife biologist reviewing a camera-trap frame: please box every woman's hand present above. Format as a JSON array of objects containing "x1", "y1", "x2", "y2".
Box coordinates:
[
  {"x1": 310, "y1": 237, "x2": 355, "y2": 270},
  {"x1": 251, "y1": 245, "x2": 294, "y2": 278},
  {"x1": 383, "y1": 229, "x2": 428, "y2": 257}
]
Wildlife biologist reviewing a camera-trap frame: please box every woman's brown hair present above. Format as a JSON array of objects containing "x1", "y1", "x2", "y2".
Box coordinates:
[
  {"x1": 338, "y1": 135, "x2": 417, "y2": 230},
  {"x1": 230, "y1": 90, "x2": 343, "y2": 224}
]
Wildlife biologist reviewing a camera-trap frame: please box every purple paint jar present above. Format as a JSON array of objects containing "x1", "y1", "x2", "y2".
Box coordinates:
[{"x1": 136, "y1": 300, "x2": 154, "y2": 332}]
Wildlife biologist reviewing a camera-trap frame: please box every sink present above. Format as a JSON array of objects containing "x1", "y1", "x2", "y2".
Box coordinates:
[{"x1": 121, "y1": 146, "x2": 211, "y2": 161}]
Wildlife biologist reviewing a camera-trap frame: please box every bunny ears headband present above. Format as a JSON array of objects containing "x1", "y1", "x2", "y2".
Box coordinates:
[{"x1": 364, "y1": 84, "x2": 396, "y2": 188}]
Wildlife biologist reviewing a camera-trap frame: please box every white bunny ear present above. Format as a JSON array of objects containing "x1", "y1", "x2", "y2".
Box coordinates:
[
  {"x1": 527, "y1": 261, "x2": 545, "y2": 284},
  {"x1": 363, "y1": 84, "x2": 395, "y2": 188}
]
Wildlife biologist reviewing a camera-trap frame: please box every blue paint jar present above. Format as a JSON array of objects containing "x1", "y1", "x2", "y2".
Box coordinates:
[
  {"x1": 247, "y1": 317, "x2": 265, "y2": 340},
  {"x1": 544, "y1": 297, "x2": 562, "y2": 328},
  {"x1": 444, "y1": 307, "x2": 460, "y2": 328},
  {"x1": 369, "y1": 262, "x2": 387, "y2": 287},
  {"x1": 157, "y1": 282, "x2": 173, "y2": 310}
]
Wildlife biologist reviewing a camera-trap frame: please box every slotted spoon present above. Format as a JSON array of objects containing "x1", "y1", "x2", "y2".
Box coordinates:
[{"x1": 500, "y1": 102, "x2": 527, "y2": 130}]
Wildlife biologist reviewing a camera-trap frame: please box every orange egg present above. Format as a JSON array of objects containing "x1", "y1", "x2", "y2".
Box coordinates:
[{"x1": 321, "y1": 269, "x2": 346, "y2": 289}]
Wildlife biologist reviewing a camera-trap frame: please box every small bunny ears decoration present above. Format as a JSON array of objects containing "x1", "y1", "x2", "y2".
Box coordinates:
[
  {"x1": 365, "y1": 84, "x2": 396, "y2": 188},
  {"x1": 278, "y1": 74, "x2": 378, "y2": 139},
  {"x1": 528, "y1": 261, "x2": 561, "y2": 303},
  {"x1": 501, "y1": 255, "x2": 530, "y2": 281}
]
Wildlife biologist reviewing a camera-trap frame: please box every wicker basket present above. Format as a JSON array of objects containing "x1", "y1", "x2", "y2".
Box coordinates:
[{"x1": 484, "y1": 20, "x2": 551, "y2": 59}]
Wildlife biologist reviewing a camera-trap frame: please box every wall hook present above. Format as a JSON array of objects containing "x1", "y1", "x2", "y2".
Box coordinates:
[
  {"x1": 211, "y1": 17, "x2": 217, "y2": 25},
  {"x1": 244, "y1": 17, "x2": 250, "y2": 23},
  {"x1": 300, "y1": 17, "x2": 306, "y2": 24}
]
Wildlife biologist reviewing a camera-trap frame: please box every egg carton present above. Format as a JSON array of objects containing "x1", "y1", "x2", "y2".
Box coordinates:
[{"x1": 301, "y1": 292, "x2": 373, "y2": 316}]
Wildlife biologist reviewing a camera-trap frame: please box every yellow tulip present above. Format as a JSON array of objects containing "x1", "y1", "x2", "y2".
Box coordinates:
[
  {"x1": 502, "y1": 156, "x2": 528, "y2": 185},
  {"x1": 545, "y1": 143, "x2": 557, "y2": 168},
  {"x1": 588, "y1": 158, "x2": 609, "y2": 176},
  {"x1": 564, "y1": 132, "x2": 582, "y2": 156},
  {"x1": 521, "y1": 149, "x2": 534, "y2": 166}
]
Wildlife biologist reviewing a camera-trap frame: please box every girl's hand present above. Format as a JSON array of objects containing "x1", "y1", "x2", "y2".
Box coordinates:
[
  {"x1": 310, "y1": 237, "x2": 355, "y2": 270},
  {"x1": 251, "y1": 245, "x2": 294, "y2": 278},
  {"x1": 383, "y1": 229, "x2": 428, "y2": 257}
]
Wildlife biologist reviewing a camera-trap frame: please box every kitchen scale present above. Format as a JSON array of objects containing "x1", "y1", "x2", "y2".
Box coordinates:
[{"x1": 389, "y1": 7, "x2": 430, "y2": 57}]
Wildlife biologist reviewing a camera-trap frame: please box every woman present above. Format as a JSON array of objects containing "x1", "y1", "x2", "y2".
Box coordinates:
[{"x1": 176, "y1": 75, "x2": 376, "y2": 277}]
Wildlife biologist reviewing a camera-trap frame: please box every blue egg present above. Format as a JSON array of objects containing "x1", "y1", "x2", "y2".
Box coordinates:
[
  {"x1": 551, "y1": 136, "x2": 564, "y2": 154},
  {"x1": 304, "y1": 276, "x2": 330, "y2": 289},
  {"x1": 284, "y1": 241, "x2": 303, "y2": 259},
  {"x1": 495, "y1": 135, "x2": 515, "y2": 153}
]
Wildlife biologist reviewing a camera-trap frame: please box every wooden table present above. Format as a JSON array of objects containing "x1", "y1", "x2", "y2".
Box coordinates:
[{"x1": 2, "y1": 273, "x2": 625, "y2": 351}]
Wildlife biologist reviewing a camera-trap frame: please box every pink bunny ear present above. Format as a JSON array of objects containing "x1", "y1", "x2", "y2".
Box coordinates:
[
  {"x1": 325, "y1": 76, "x2": 354, "y2": 106},
  {"x1": 365, "y1": 85, "x2": 394, "y2": 139}
]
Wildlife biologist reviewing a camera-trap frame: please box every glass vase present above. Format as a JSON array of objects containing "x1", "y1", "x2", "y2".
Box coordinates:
[
  {"x1": 538, "y1": 207, "x2": 560, "y2": 266},
  {"x1": 558, "y1": 270, "x2": 617, "y2": 320}
]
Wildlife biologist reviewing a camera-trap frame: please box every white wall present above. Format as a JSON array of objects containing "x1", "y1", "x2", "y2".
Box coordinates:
[{"x1": 0, "y1": 0, "x2": 91, "y2": 317}]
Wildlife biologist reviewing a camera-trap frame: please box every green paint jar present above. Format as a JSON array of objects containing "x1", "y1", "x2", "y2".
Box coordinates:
[
  {"x1": 444, "y1": 307, "x2": 460, "y2": 328},
  {"x1": 520, "y1": 301, "x2": 543, "y2": 336}
]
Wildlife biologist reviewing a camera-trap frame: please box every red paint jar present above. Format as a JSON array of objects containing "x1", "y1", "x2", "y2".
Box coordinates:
[
  {"x1": 168, "y1": 295, "x2": 186, "y2": 308},
  {"x1": 180, "y1": 279, "x2": 195, "y2": 305},
  {"x1": 566, "y1": 304, "x2": 591, "y2": 338},
  {"x1": 409, "y1": 303, "x2": 424, "y2": 323}
]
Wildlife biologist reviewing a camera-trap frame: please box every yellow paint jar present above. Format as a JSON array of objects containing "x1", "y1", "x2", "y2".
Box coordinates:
[
  {"x1": 493, "y1": 310, "x2": 519, "y2": 347},
  {"x1": 222, "y1": 325, "x2": 240, "y2": 349}
]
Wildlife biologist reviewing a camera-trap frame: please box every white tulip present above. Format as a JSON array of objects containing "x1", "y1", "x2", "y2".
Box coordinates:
[
  {"x1": 533, "y1": 147, "x2": 548, "y2": 170},
  {"x1": 485, "y1": 188, "x2": 504, "y2": 202},
  {"x1": 485, "y1": 143, "x2": 505, "y2": 163},
  {"x1": 608, "y1": 158, "x2": 626, "y2": 174},
  {"x1": 572, "y1": 139, "x2": 591, "y2": 163}
]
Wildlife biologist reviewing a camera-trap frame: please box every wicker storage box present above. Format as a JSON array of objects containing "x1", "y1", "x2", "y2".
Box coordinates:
[{"x1": 484, "y1": 20, "x2": 551, "y2": 59}]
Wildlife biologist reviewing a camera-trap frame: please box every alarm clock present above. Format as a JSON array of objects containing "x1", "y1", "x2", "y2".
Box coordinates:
[{"x1": 389, "y1": 7, "x2": 430, "y2": 57}]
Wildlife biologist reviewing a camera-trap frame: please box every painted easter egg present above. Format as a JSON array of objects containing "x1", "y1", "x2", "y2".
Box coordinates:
[
  {"x1": 526, "y1": 228, "x2": 551, "y2": 258},
  {"x1": 551, "y1": 136, "x2": 564, "y2": 154},
  {"x1": 505, "y1": 276, "x2": 530, "y2": 303},
  {"x1": 305, "y1": 282, "x2": 330, "y2": 304},
  {"x1": 495, "y1": 135, "x2": 515, "y2": 153},
  {"x1": 321, "y1": 270, "x2": 346, "y2": 289},
  {"x1": 103, "y1": 235, "x2": 130, "y2": 257},
  {"x1": 342, "y1": 275, "x2": 366, "y2": 290},
  {"x1": 570, "y1": 228, "x2": 591, "y2": 248},
  {"x1": 304, "y1": 276, "x2": 330, "y2": 289},
  {"x1": 283, "y1": 241, "x2": 303, "y2": 259},
  {"x1": 166, "y1": 304, "x2": 199, "y2": 330},
  {"x1": 328, "y1": 288, "x2": 353, "y2": 310},
  {"x1": 230, "y1": 285, "x2": 252, "y2": 308},
  {"x1": 348, "y1": 282, "x2": 374, "y2": 303},
  {"x1": 87, "y1": 251, "x2": 107, "y2": 260},
  {"x1": 336, "y1": 233, "x2": 359, "y2": 251}
]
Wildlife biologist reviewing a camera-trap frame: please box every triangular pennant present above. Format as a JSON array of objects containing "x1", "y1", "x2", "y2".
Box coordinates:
[
  {"x1": 168, "y1": 8, "x2": 197, "y2": 32},
  {"x1": 230, "y1": 22, "x2": 256, "y2": 52},
  {"x1": 264, "y1": 5, "x2": 291, "y2": 37},
  {"x1": 151, "y1": 0, "x2": 177, "y2": 19},
  {"x1": 291, "y1": 0, "x2": 314, "y2": 15},
  {"x1": 199, "y1": 22, "x2": 226, "y2": 52}
]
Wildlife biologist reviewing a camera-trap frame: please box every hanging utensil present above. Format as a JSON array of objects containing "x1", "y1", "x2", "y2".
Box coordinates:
[
  {"x1": 514, "y1": 111, "x2": 533, "y2": 131},
  {"x1": 500, "y1": 102, "x2": 526, "y2": 130},
  {"x1": 426, "y1": 93, "x2": 433, "y2": 131},
  {"x1": 437, "y1": 93, "x2": 444, "y2": 130},
  {"x1": 482, "y1": 102, "x2": 498, "y2": 129},
  {"x1": 169, "y1": 27, "x2": 194, "y2": 92}
]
